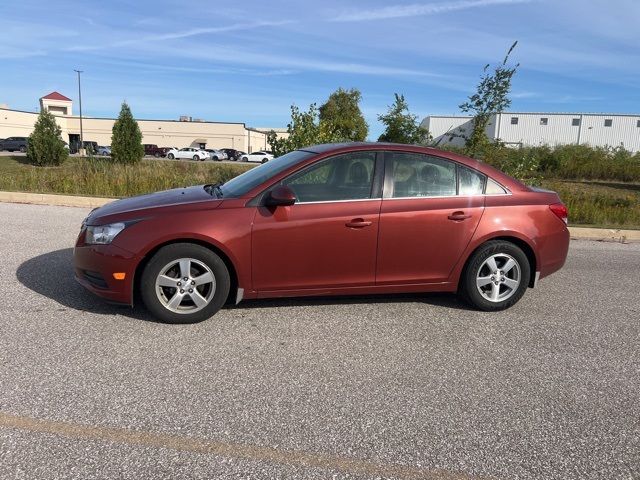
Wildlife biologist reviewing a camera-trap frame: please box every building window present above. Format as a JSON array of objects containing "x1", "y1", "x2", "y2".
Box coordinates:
[
  {"x1": 510, "y1": 117, "x2": 519, "y2": 125},
  {"x1": 540, "y1": 117, "x2": 548, "y2": 126},
  {"x1": 604, "y1": 119, "x2": 613, "y2": 127},
  {"x1": 637, "y1": 119, "x2": 640, "y2": 128},
  {"x1": 572, "y1": 118, "x2": 581, "y2": 126}
]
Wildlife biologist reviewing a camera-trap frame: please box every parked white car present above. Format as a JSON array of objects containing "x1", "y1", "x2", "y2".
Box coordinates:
[
  {"x1": 166, "y1": 147, "x2": 209, "y2": 161},
  {"x1": 240, "y1": 151, "x2": 274, "y2": 163},
  {"x1": 205, "y1": 149, "x2": 228, "y2": 161}
]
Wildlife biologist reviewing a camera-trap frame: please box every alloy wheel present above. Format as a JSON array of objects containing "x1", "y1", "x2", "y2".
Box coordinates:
[
  {"x1": 155, "y1": 258, "x2": 216, "y2": 314},
  {"x1": 475, "y1": 253, "x2": 521, "y2": 303}
]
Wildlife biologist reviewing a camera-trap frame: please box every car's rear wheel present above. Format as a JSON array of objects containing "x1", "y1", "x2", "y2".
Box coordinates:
[
  {"x1": 167, "y1": 153, "x2": 175, "y2": 159},
  {"x1": 154, "y1": 152, "x2": 160, "y2": 157},
  {"x1": 20, "y1": 146, "x2": 26, "y2": 153},
  {"x1": 460, "y1": 240, "x2": 530, "y2": 311},
  {"x1": 140, "y1": 243, "x2": 230, "y2": 324},
  {"x1": 261, "y1": 158, "x2": 268, "y2": 164}
]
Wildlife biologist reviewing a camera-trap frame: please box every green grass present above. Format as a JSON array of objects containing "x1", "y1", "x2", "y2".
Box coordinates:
[
  {"x1": 542, "y1": 179, "x2": 640, "y2": 229},
  {"x1": 0, "y1": 156, "x2": 254, "y2": 198},
  {"x1": 0, "y1": 155, "x2": 638, "y2": 229}
]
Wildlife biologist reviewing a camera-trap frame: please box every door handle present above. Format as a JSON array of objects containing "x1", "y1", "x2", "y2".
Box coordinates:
[
  {"x1": 448, "y1": 211, "x2": 472, "y2": 221},
  {"x1": 345, "y1": 218, "x2": 372, "y2": 228}
]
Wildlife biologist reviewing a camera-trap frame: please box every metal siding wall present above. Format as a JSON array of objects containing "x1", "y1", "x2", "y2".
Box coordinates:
[
  {"x1": 496, "y1": 113, "x2": 580, "y2": 146},
  {"x1": 421, "y1": 116, "x2": 472, "y2": 147},
  {"x1": 579, "y1": 115, "x2": 640, "y2": 151},
  {"x1": 423, "y1": 113, "x2": 640, "y2": 152}
]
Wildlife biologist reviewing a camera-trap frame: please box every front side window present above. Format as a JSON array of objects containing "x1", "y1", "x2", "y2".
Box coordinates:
[
  {"x1": 387, "y1": 152, "x2": 456, "y2": 198},
  {"x1": 283, "y1": 152, "x2": 376, "y2": 203}
]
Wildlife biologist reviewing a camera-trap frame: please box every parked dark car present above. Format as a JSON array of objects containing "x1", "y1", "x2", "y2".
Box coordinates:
[
  {"x1": 144, "y1": 144, "x2": 170, "y2": 157},
  {"x1": 70, "y1": 141, "x2": 98, "y2": 155},
  {"x1": 74, "y1": 142, "x2": 569, "y2": 324},
  {"x1": 221, "y1": 148, "x2": 244, "y2": 161},
  {"x1": 0, "y1": 136, "x2": 28, "y2": 152}
]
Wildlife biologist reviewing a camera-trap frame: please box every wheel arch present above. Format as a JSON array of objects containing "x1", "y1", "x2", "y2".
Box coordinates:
[
  {"x1": 132, "y1": 238, "x2": 240, "y2": 307},
  {"x1": 457, "y1": 234, "x2": 539, "y2": 290}
]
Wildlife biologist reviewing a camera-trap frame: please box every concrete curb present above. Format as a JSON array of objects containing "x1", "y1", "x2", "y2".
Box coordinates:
[
  {"x1": 0, "y1": 191, "x2": 114, "y2": 209},
  {"x1": 1, "y1": 190, "x2": 639, "y2": 243},
  {"x1": 567, "y1": 226, "x2": 640, "y2": 243}
]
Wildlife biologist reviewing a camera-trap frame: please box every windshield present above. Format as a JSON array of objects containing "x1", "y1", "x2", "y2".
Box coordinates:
[{"x1": 220, "y1": 150, "x2": 315, "y2": 198}]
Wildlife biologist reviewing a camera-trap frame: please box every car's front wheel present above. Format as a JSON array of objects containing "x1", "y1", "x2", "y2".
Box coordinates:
[
  {"x1": 167, "y1": 153, "x2": 175, "y2": 159},
  {"x1": 460, "y1": 240, "x2": 530, "y2": 311},
  {"x1": 261, "y1": 158, "x2": 268, "y2": 164},
  {"x1": 140, "y1": 243, "x2": 230, "y2": 324}
]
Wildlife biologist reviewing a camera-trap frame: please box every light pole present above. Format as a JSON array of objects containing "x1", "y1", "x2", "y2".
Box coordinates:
[{"x1": 74, "y1": 69, "x2": 84, "y2": 154}]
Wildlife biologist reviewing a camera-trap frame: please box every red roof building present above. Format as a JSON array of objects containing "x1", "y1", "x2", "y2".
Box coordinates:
[{"x1": 41, "y1": 91, "x2": 72, "y2": 102}]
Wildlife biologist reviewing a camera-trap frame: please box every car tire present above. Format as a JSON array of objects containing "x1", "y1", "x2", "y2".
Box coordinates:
[
  {"x1": 213, "y1": 156, "x2": 219, "y2": 161},
  {"x1": 167, "y1": 153, "x2": 175, "y2": 159},
  {"x1": 241, "y1": 156, "x2": 248, "y2": 162},
  {"x1": 459, "y1": 240, "x2": 530, "y2": 311},
  {"x1": 154, "y1": 153, "x2": 160, "y2": 158},
  {"x1": 140, "y1": 243, "x2": 230, "y2": 324},
  {"x1": 20, "y1": 146, "x2": 27, "y2": 153},
  {"x1": 261, "y1": 158, "x2": 268, "y2": 164}
]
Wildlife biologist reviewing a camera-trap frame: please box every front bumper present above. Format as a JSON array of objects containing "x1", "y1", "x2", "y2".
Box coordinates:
[{"x1": 73, "y1": 243, "x2": 139, "y2": 305}]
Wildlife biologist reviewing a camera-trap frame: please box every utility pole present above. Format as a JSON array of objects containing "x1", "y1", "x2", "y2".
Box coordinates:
[{"x1": 74, "y1": 69, "x2": 84, "y2": 154}]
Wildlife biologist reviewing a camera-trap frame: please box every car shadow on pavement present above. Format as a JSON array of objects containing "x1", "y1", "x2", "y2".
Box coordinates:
[
  {"x1": 16, "y1": 248, "x2": 473, "y2": 322},
  {"x1": 16, "y1": 248, "x2": 156, "y2": 322},
  {"x1": 231, "y1": 292, "x2": 473, "y2": 312}
]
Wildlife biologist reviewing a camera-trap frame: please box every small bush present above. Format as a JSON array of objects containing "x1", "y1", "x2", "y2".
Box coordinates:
[{"x1": 26, "y1": 109, "x2": 69, "y2": 166}]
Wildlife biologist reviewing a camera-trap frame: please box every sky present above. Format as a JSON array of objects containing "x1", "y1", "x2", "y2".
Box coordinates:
[{"x1": 1, "y1": 0, "x2": 639, "y2": 140}]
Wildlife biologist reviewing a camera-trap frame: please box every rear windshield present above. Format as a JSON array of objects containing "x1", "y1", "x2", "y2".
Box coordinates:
[{"x1": 220, "y1": 150, "x2": 315, "y2": 198}]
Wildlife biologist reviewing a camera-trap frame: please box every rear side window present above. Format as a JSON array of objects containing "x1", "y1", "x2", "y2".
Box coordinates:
[
  {"x1": 387, "y1": 152, "x2": 456, "y2": 198},
  {"x1": 485, "y1": 178, "x2": 508, "y2": 195},
  {"x1": 458, "y1": 166, "x2": 485, "y2": 195},
  {"x1": 284, "y1": 152, "x2": 376, "y2": 203}
]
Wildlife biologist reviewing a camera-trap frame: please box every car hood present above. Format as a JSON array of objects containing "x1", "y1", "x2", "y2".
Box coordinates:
[{"x1": 86, "y1": 185, "x2": 221, "y2": 225}]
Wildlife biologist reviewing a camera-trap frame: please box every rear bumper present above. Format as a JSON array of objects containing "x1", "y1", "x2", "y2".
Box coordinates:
[
  {"x1": 73, "y1": 243, "x2": 139, "y2": 305},
  {"x1": 538, "y1": 224, "x2": 570, "y2": 280}
]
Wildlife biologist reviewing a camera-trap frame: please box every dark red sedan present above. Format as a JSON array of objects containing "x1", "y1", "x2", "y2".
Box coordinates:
[{"x1": 74, "y1": 143, "x2": 569, "y2": 323}]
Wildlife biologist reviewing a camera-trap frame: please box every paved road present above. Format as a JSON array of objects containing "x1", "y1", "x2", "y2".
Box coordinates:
[{"x1": 1, "y1": 202, "x2": 638, "y2": 480}]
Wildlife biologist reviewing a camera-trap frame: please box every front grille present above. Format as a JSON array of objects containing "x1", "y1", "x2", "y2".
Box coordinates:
[{"x1": 82, "y1": 270, "x2": 108, "y2": 289}]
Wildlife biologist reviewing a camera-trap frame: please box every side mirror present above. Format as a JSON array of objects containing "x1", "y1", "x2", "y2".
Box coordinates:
[{"x1": 265, "y1": 185, "x2": 297, "y2": 207}]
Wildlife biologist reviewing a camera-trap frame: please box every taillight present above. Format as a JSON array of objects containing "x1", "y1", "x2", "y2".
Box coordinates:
[{"x1": 549, "y1": 202, "x2": 568, "y2": 225}]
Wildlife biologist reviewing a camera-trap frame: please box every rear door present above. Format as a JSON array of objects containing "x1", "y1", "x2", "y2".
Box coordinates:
[
  {"x1": 376, "y1": 151, "x2": 485, "y2": 284},
  {"x1": 251, "y1": 151, "x2": 382, "y2": 292}
]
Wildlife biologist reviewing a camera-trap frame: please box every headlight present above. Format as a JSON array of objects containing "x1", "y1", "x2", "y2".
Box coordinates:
[{"x1": 85, "y1": 223, "x2": 126, "y2": 245}]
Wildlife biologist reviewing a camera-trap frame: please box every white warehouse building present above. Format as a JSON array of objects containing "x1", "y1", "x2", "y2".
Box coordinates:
[{"x1": 422, "y1": 113, "x2": 640, "y2": 152}]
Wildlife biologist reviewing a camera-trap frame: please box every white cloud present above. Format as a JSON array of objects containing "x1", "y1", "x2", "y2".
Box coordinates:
[
  {"x1": 332, "y1": 0, "x2": 534, "y2": 22},
  {"x1": 66, "y1": 20, "x2": 291, "y2": 52}
]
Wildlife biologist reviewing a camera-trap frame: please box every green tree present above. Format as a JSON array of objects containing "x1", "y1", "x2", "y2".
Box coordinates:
[
  {"x1": 377, "y1": 93, "x2": 430, "y2": 144},
  {"x1": 319, "y1": 88, "x2": 368, "y2": 141},
  {"x1": 267, "y1": 103, "x2": 322, "y2": 157},
  {"x1": 26, "y1": 109, "x2": 68, "y2": 166},
  {"x1": 459, "y1": 41, "x2": 519, "y2": 157},
  {"x1": 111, "y1": 102, "x2": 144, "y2": 164}
]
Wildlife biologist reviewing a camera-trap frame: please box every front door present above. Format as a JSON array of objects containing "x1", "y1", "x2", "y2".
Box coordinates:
[
  {"x1": 252, "y1": 151, "x2": 382, "y2": 292},
  {"x1": 376, "y1": 151, "x2": 485, "y2": 284}
]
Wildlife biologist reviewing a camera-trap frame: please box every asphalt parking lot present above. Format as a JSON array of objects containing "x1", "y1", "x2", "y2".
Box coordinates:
[
  {"x1": 0, "y1": 151, "x2": 241, "y2": 164},
  {"x1": 1, "y1": 202, "x2": 639, "y2": 479}
]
